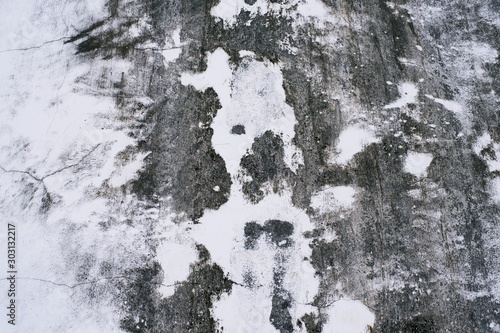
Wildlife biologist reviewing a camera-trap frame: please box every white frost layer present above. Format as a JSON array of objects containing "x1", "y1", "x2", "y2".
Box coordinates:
[
  {"x1": 404, "y1": 151, "x2": 433, "y2": 177},
  {"x1": 454, "y1": 42, "x2": 499, "y2": 79},
  {"x1": 239, "y1": 49, "x2": 256, "y2": 58},
  {"x1": 310, "y1": 186, "x2": 357, "y2": 213},
  {"x1": 322, "y1": 300, "x2": 375, "y2": 333},
  {"x1": 162, "y1": 48, "x2": 182, "y2": 63},
  {"x1": 384, "y1": 82, "x2": 418, "y2": 109},
  {"x1": 329, "y1": 125, "x2": 379, "y2": 165},
  {"x1": 181, "y1": 48, "x2": 303, "y2": 175},
  {"x1": 214, "y1": 284, "x2": 279, "y2": 333},
  {"x1": 474, "y1": 133, "x2": 500, "y2": 204},
  {"x1": 424, "y1": 95, "x2": 462, "y2": 114}
]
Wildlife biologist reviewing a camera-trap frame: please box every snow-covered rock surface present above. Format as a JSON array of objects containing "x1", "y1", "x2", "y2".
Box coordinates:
[{"x1": 0, "y1": 0, "x2": 499, "y2": 332}]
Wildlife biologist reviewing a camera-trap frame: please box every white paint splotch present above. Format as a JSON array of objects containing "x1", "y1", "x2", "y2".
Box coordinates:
[
  {"x1": 322, "y1": 300, "x2": 376, "y2": 333},
  {"x1": 311, "y1": 185, "x2": 357, "y2": 214},
  {"x1": 384, "y1": 82, "x2": 418, "y2": 109},
  {"x1": 425, "y1": 94, "x2": 470, "y2": 130},
  {"x1": 404, "y1": 151, "x2": 433, "y2": 178},
  {"x1": 328, "y1": 125, "x2": 379, "y2": 165}
]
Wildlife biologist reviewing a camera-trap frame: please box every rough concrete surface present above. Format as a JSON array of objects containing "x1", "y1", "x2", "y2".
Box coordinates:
[{"x1": 0, "y1": 0, "x2": 499, "y2": 332}]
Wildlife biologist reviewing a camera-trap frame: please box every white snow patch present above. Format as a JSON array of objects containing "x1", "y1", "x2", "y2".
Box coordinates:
[
  {"x1": 0, "y1": 2, "x2": 163, "y2": 331},
  {"x1": 384, "y1": 82, "x2": 418, "y2": 109},
  {"x1": 329, "y1": 125, "x2": 379, "y2": 165},
  {"x1": 295, "y1": 0, "x2": 343, "y2": 27},
  {"x1": 322, "y1": 299, "x2": 375, "y2": 333},
  {"x1": 161, "y1": 27, "x2": 184, "y2": 65},
  {"x1": 211, "y1": 0, "x2": 342, "y2": 29},
  {"x1": 193, "y1": 187, "x2": 318, "y2": 331},
  {"x1": 397, "y1": 57, "x2": 418, "y2": 67},
  {"x1": 239, "y1": 50, "x2": 256, "y2": 58},
  {"x1": 183, "y1": 48, "x2": 317, "y2": 330},
  {"x1": 490, "y1": 322, "x2": 500, "y2": 333},
  {"x1": 181, "y1": 48, "x2": 302, "y2": 175},
  {"x1": 474, "y1": 133, "x2": 500, "y2": 204},
  {"x1": 156, "y1": 239, "x2": 198, "y2": 297},
  {"x1": 214, "y1": 284, "x2": 279, "y2": 333},
  {"x1": 462, "y1": 42, "x2": 499, "y2": 77},
  {"x1": 404, "y1": 151, "x2": 433, "y2": 177},
  {"x1": 310, "y1": 186, "x2": 357, "y2": 214},
  {"x1": 210, "y1": 0, "x2": 268, "y2": 27},
  {"x1": 446, "y1": 42, "x2": 498, "y2": 82},
  {"x1": 162, "y1": 48, "x2": 182, "y2": 63},
  {"x1": 172, "y1": 27, "x2": 182, "y2": 46}
]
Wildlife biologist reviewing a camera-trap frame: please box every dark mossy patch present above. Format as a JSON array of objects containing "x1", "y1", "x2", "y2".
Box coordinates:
[
  {"x1": 244, "y1": 220, "x2": 294, "y2": 249},
  {"x1": 240, "y1": 130, "x2": 293, "y2": 203}
]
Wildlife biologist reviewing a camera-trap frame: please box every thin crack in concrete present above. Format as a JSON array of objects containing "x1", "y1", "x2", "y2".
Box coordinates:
[
  {"x1": 0, "y1": 144, "x2": 101, "y2": 181},
  {"x1": 0, "y1": 276, "x2": 183, "y2": 290},
  {"x1": 0, "y1": 144, "x2": 101, "y2": 207},
  {"x1": 0, "y1": 37, "x2": 71, "y2": 53}
]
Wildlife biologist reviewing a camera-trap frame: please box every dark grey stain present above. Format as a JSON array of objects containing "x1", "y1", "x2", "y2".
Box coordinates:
[
  {"x1": 241, "y1": 130, "x2": 294, "y2": 203},
  {"x1": 230, "y1": 124, "x2": 246, "y2": 135},
  {"x1": 270, "y1": 286, "x2": 294, "y2": 333},
  {"x1": 263, "y1": 219, "x2": 294, "y2": 247},
  {"x1": 244, "y1": 220, "x2": 294, "y2": 249},
  {"x1": 132, "y1": 86, "x2": 232, "y2": 221},
  {"x1": 244, "y1": 221, "x2": 264, "y2": 249}
]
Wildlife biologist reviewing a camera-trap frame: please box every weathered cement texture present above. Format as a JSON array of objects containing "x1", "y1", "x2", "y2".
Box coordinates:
[
  {"x1": 1, "y1": 0, "x2": 499, "y2": 332},
  {"x1": 67, "y1": 0, "x2": 500, "y2": 332}
]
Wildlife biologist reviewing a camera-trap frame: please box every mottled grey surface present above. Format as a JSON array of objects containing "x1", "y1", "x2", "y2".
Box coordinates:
[
  {"x1": 1, "y1": 0, "x2": 500, "y2": 332},
  {"x1": 70, "y1": 0, "x2": 500, "y2": 332}
]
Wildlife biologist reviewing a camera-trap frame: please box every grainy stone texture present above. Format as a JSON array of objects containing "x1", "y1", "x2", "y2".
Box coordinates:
[
  {"x1": 1, "y1": 0, "x2": 500, "y2": 332},
  {"x1": 60, "y1": 0, "x2": 500, "y2": 331}
]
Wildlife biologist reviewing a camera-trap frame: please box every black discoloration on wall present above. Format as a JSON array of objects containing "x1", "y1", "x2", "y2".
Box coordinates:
[
  {"x1": 402, "y1": 315, "x2": 436, "y2": 333},
  {"x1": 269, "y1": 256, "x2": 294, "y2": 333},
  {"x1": 230, "y1": 124, "x2": 246, "y2": 135},
  {"x1": 300, "y1": 312, "x2": 323, "y2": 333},
  {"x1": 241, "y1": 131, "x2": 293, "y2": 203},
  {"x1": 263, "y1": 219, "x2": 294, "y2": 247},
  {"x1": 244, "y1": 221, "x2": 264, "y2": 249},
  {"x1": 244, "y1": 220, "x2": 294, "y2": 249}
]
